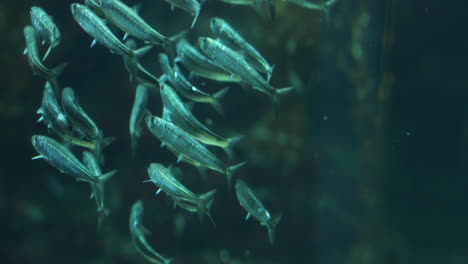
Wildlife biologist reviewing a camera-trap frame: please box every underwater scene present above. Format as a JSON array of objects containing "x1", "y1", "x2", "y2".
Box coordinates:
[{"x1": 2, "y1": 0, "x2": 468, "y2": 263}]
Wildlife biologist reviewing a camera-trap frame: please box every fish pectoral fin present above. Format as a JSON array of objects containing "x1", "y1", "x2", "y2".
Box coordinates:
[
  {"x1": 245, "y1": 212, "x2": 251, "y2": 221},
  {"x1": 90, "y1": 39, "x2": 97, "y2": 48},
  {"x1": 177, "y1": 154, "x2": 184, "y2": 163},
  {"x1": 31, "y1": 155, "x2": 44, "y2": 160},
  {"x1": 23, "y1": 47, "x2": 28, "y2": 55},
  {"x1": 36, "y1": 116, "x2": 44, "y2": 123},
  {"x1": 155, "y1": 188, "x2": 163, "y2": 195},
  {"x1": 89, "y1": 192, "x2": 95, "y2": 199},
  {"x1": 160, "y1": 142, "x2": 166, "y2": 148},
  {"x1": 123, "y1": 33, "x2": 129, "y2": 41}
]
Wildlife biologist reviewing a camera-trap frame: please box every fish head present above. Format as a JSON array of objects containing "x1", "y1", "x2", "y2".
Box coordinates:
[
  {"x1": 210, "y1": 17, "x2": 225, "y2": 33},
  {"x1": 197, "y1": 37, "x2": 213, "y2": 53}
]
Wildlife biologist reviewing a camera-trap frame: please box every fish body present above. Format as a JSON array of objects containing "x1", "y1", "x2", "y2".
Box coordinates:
[
  {"x1": 235, "y1": 179, "x2": 282, "y2": 245},
  {"x1": 159, "y1": 53, "x2": 226, "y2": 111},
  {"x1": 147, "y1": 163, "x2": 216, "y2": 221},
  {"x1": 30, "y1": 6, "x2": 61, "y2": 61},
  {"x1": 210, "y1": 17, "x2": 274, "y2": 81},
  {"x1": 61, "y1": 87, "x2": 100, "y2": 140},
  {"x1": 175, "y1": 39, "x2": 237, "y2": 82},
  {"x1": 160, "y1": 84, "x2": 232, "y2": 150},
  {"x1": 99, "y1": 0, "x2": 171, "y2": 45},
  {"x1": 145, "y1": 116, "x2": 244, "y2": 186},
  {"x1": 129, "y1": 201, "x2": 173, "y2": 264},
  {"x1": 37, "y1": 82, "x2": 71, "y2": 134},
  {"x1": 31, "y1": 135, "x2": 99, "y2": 183},
  {"x1": 23, "y1": 25, "x2": 66, "y2": 91},
  {"x1": 71, "y1": 3, "x2": 133, "y2": 56},
  {"x1": 129, "y1": 84, "x2": 150, "y2": 157},
  {"x1": 198, "y1": 37, "x2": 292, "y2": 114}
]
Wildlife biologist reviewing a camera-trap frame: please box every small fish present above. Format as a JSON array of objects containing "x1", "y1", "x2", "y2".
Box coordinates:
[
  {"x1": 23, "y1": 25, "x2": 67, "y2": 93},
  {"x1": 37, "y1": 81, "x2": 71, "y2": 135},
  {"x1": 83, "y1": 151, "x2": 116, "y2": 231},
  {"x1": 129, "y1": 84, "x2": 150, "y2": 157},
  {"x1": 198, "y1": 37, "x2": 293, "y2": 116},
  {"x1": 31, "y1": 135, "x2": 100, "y2": 184},
  {"x1": 129, "y1": 201, "x2": 173, "y2": 264},
  {"x1": 99, "y1": 0, "x2": 185, "y2": 46},
  {"x1": 145, "y1": 116, "x2": 245, "y2": 187},
  {"x1": 161, "y1": 83, "x2": 240, "y2": 155},
  {"x1": 61, "y1": 87, "x2": 114, "y2": 164},
  {"x1": 175, "y1": 39, "x2": 239, "y2": 83},
  {"x1": 30, "y1": 6, "x2": 61, "y2": 61},
  {"x1": 161, "y1": 0, "x2": 202, "y2": 29},
  {"x1": 235, "y1": 179, "x2": 282, "y2": 245},
  {"x1": 210, "y1": 17, "x2": 274, "y2": 82},
  {"x1": 159, "y1": 53, "x2": 227, "y2": 114},
  {"x1": 123, "y1": 39, "x2": 159, "y2": 87},
  {"x1": 146, "y1": 163, "x2": 216, "y2": 222}
]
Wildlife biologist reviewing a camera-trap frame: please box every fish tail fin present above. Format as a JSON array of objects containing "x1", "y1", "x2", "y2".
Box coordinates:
[
  {"x1": 267, "y1": 213, "x2": 282, "y2": 245},
  {"x1": 224, "y1": 135, "x2": 244, "y2": 159},
  {"x1": 226, "y1": 161, "x2": 246, "y2": 191},
  {"x1": 272, "y1": 86, "x2": 294, "y2": 119},
  {"x1": 42, "y1": 45, "x2": 52, "y2": 62},
  {"x1": 94, "y1": 134, "x2": 116, "y2": 165},
  {"x1": 51, "y1": 62, "x2": 68, "y2": 78},
  {"x1": 267, "y1": 64, "x2": 275, "y2": 83},
  {"x1": 190, "y1": 10, "x2": 200, "y2": 29},
  {"x1": 99, "y1": 169, "x2": 117, "y2": 182},
  {"x1": 197, "y1": 189, "x2": 217, "y2": 226},
  {"x1": 130, "y1": 132, "x2": 139, "y2": 159},
  {"x1": 164, "y1": 30, "x2": 188, "y2": 59},
  {"x1": 48, "y1": 62, "x2": 68, "y2": 93},
  {"x1": 211, "y1": 87, "x2": 229, "y2": 116},
  {"x1": 321, "y1": 0, "x2": 339, "y2": 26},
  {"x1": 96, "y1": 207, "x2": 106, "y2": 232}
]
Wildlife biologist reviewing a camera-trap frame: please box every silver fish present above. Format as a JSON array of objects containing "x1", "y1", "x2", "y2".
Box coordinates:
[
  {"x1": 83, "y1": 151, "x2": 116, "y2": 231},
  {"x1": 235, "y1": 179, "x2": 282, "y2": 245},
  {"x1": 129, "y1": 201, "x2": 173, "y2": 264},
  {"x1": 145, "y1": 116, "x2": 244, "y2": 187},
  {"x1": 61, "y1": 87, "x2": 100, "y2": 140},
  {"x1": 159, "y1": 53, "x2": 227, "y2": 114},
  {"x1": 31, "y1": 135, "x2": 100, "y2": 184},
  {"x1": 210, "y1": 17, "x2": 274, "y2": 82},
  {"x1": 161, "y1": 83, "x2": 240, "y2": 154},
  {"x1": 99, "y1": 0, "x2": 183, "y2": 46},
  {"x1": 37, "y1": 81, "x2": 71, "y2": 135},
  {"x1": 198, "y1": 37, "x2": 293, "y2": 115},
  {"x1": 23, "y1": 25, "x2": 67, "y2": 92},
  {"x1": 129, "y1": 84, "x2": 150, "y2": 157},
  {"x1": 161, "y1": 0, "x2": 201, "y2": 29},
  {"x1": 147, "y1": 163, "x2": 216, "y2": 222},
  {"x1": 71, "y1": 3, "x2": 134, "y2": 57},
  {"x1": 175, "y1": 39, "x2": 239, "y2": 83},
  {"x1": 30, "y1": 6, "x2": 61, "y2": 61}
]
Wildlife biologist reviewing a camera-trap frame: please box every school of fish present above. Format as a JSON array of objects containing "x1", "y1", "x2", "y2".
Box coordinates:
[{"x1": 25, "y1": 0, "x2": 339, "y2": 262}]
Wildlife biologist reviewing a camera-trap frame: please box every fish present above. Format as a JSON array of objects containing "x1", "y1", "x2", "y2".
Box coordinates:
[
  {"x1": 123, "y1": 39, "x2": 159, "y2": 87},
  {"x1": 198, "y1": 37, "x2": 293, "y2": 116},
  {"x1": 175, "y1": 39, "x2": 239, "y2": 83},
  {"x1": 146, "y1": 163, "x2": 216, "y2": 223},
  {"x1": 31, "y1": 135, "x2": 100, "y2": 184},
  {"x1": 159, "y1": 53, "x2": 228, "y2": 114},
  {"x1": 145, "y1": 116, "x2": 245, "y2": 188},
  {"x1": 23, "y1": 25, "x2": 67, "y2": 93},
  {"x1": 129, "y1": 84, "x2": 150, "y2": 157},
  {"x1": 210, "y1": 17, "x2": 274, "y2": 82},
  {"x1": 82, "y1": 151, "x2": 116, "y2": 231},
  {"x1": 129, "y1": 200, "x2": 173, "y2": 264},
  {"x1": 61, "y1": 87, "x2": 114, "y2": 164},
  {"x1": 37, "y1": 81, "x2": 71, "y2": 135},
  {"x1": 98, "y1": 0, "x2": 185, "y2": 46},
  {"x1": 160, "y1": 83, "x2": 241, "y2": 155},
  {"x1": 235, "y1": 179, "x2": 282, "y2": 245},
  {"x1": 30, "y1": 6, "x2": 61, "y2": 61},
  {"x1": 161, "y1": 0, "x2": 202, "y2": 29}
]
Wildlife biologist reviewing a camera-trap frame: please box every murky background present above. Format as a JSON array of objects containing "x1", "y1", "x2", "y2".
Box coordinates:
[{"x1": 2, "y1": 0, "x2": 468, "y2": 263}]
